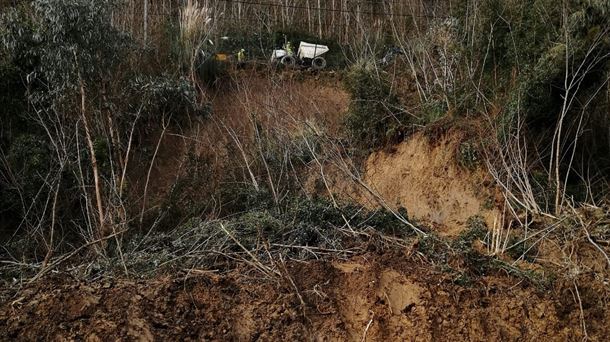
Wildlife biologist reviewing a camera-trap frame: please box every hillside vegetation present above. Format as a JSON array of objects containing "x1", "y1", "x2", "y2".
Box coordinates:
[{"x1": 1, "y1": 0, "x2": 610, "y2": 340}]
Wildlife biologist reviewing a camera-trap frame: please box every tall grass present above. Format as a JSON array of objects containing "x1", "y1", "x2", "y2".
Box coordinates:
[{"x1": 179, "y1": 0, "x2": 212, "y2": 86}]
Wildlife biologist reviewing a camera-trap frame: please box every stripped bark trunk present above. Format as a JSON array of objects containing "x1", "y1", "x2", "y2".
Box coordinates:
[
  {"x1": 75, "y1": 53, "x2": 106, "y2": 238},
  {"x1": 80, "y1": 80, "x2": 107, "y2": 237}
]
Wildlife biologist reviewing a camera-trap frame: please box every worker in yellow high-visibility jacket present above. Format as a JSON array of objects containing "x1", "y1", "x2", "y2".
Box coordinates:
[
  {"x1": 237, "y1": 49, "x2": 246, "y2": 68},
  {"x1": 284, "y1": 41, "x2": 294, "y2": 56}
]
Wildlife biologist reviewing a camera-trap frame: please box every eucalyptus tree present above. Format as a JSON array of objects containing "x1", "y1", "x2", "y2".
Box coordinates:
[{"x1": 2, "y1": 0, "x2": 131, "y2": 245}]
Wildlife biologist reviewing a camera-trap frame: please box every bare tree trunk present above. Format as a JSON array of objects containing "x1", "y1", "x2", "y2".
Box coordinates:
[
  {"x1": 79, "y1": 77, "x2": 106, "y2": 238},
  {"x1": 307, "y1": 0, "x2": 312, "y2": 33},
  {"x1": 331, "y1": 0, "x2": 335, "y2": 36},
  {"x1": 73, "y1": 51, "x2": 106, "y2": 238},
  {"x1": 143, "y1": 0, "x2": 148, "y2": 45},
  {"x1": 42, "y1": 176, "x2": 61, "y2": 267},
  {"x1": 317, "y1": 0, "x2": 322, "y2": 37}
]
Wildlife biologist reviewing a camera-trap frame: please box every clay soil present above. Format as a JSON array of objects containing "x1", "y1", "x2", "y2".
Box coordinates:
[{"x1": 2, "y1": 251, "x2": 608, "y2": 341}]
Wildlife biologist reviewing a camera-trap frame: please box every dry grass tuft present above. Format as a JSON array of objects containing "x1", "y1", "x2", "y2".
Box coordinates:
[{"x1": 179, "y1": 0, "x2": 212, "y2": 83}]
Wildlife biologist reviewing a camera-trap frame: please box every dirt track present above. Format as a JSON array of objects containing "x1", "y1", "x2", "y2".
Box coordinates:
[{"x1": 2, "y1": 252, "x2": 607, "y2": 341}]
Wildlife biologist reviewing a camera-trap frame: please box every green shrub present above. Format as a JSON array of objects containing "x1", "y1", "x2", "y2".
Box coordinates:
[
  {"x1": 215, "y1": 183, "x2": 413, "y2": 241},
  {"x1": 452, "y1": 0, "x2": 610, "y2": 202},
  {"x1": 217, "y1": 183, "x2": 275, "y2": 215},
  {"x1": 128, "y1": 74, "x2": 203, "y2": 119},
  {"x1": 216, "y1": 29, "x2": 274, "y2": 61},
  {"x1": 420, "y1": 99, "x2": 447, "y2": 125},
  {"x1": 454, "y1": 0, "x2": 609, "y2": 123},
  {"x1": 32, "y1": 0, "x2": 129, "y2": 93},
  {"x1": 417, "y1": 233, "x2": 447, "y2": 262},
  {"x1": 238, "y1": 210, "x2": 283, "y2": 234},
  {"x1": 285, "y1": 196, "x2": 345, "y2": 227},
  {"x1": 5, "y1": 134, "x2": 51, "y2": 201},
  {"x1": 454, "y1": 215, "x2": 487, "y2": 252},
  {"x1": 0, "y1": 46, "x2": 28, "y2": 146},
  {"x1": 344, "y1": 60, "x2": 405, "y2": 148}
]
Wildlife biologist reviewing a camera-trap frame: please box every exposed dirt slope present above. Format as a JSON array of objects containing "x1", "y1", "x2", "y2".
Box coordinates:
[
  {"x1": 127, "y1": 72, "x2": 349, "y2": 213},
  {"x1": 327, "y1": 128, "x2": 498, "y2": 236},
  {"x1": 2, "y1": 253, "x2": 607, "y2": 341},
  {"x1": 364, "y1": 130, "x2": 498, "y2": 235}
]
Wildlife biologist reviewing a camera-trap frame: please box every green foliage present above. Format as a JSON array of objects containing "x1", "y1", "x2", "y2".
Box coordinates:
[
  {"x1": 451, "y1": 0, "x2": 610, "y2": 198},
  {"x1": 457, "y1": 140, "x2": 481, "y2": 169},
  {"x1": 216, "y1": 29, "x2": 274, "y2": 60},
  {"x1": 237, "y1": 210, "x2": 283, "y2": 235},
  {"x1": 452, "y1": 216, "x2": 549, "y2": 286},
  {"x1": 416, "y1": 233, "x2": 449, "y2": 264},
  {"x1": 420, "y1": 99, "x2": 447, "y2": 124},
  {"x1": 287, "y1": 128, "x2": 320, "y2": 165},
  {"x1": 0, "y1": 4, "x2": 39, "y2": 70},
  {"x1": 506, "y1": 236, "x2": 538, "y2": 262},
  {"x1": 1, "y1": 0, "x2": 207, "y2": 125},
  {"x1": 232, "y1": 210, "x2": 284, "y2": 248},
  {"x1": 452, "y1": 218, "x2": 499, "y2": 277},
  {"x1": 129, "y1": 74, "x2": 203, "y2": 118},
  {"x1": 148, "y1": 151, "x2": 215, "y2": 231},
  {"x1": 7, "y1": 134, "x2": 49, "y2": 175},
  {"x1": 105, "y1": 193, "x2": 414, "y2": 275},
  {"x1": 0, "y1": 5, "x2": 35, "y2": 152},
  {"x1": 0, "y1": 47, "x2": 28, "y2": 143},
  {"x1": 285, "y1": 196, "x2": 347, "y2": 227},
  {"x1": 494, "y1": 259, "x2": 554, "y2": 289},
  {"x1": 36, "y1": 0, "x2": 129, "y2": 87},
  {"x1": 217, "y1": 183, "x2": 414, "y2": 243},
  {"x1": 217, "y1": 183, "x2": 275, "y2": 215},
  {"x1": 452, "y1": 273, "x2": 474, "y2": 286},
  {"x1": 469, "y1": 0, "x2": 561, "y2": 70},
  {"x1": 5, "y1": 134, "x2": 51, "y2": 202},
  {"x1": 157, "y1": 17, "x2": 183, "y2": 71},
  {"x1": 92, "y1": 136, "x2": 112, "y2": 174},
  {"x1": 344, "y1": 60, "x2": 405, "y2": 148},
  {"x1": 415, "y1": 220, "x2": 551, "y2": 288},
  {"x1": 453, "y1": 216, "x2": 487, "y2": 252},
  {"x1": 487, "y1": 0, "x2": 609, "y2": 127},
  {"x1": 2, "y1": 0, "x2": 130, "y2": 96}
]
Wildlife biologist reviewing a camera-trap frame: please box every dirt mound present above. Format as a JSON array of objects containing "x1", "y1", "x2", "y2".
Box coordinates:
[
  {"x1": 364, "y1": 129, "x2": 498, "y2": 235},
  {"x1": 2, "y1": 253, "x2": 606, "y2": 341}
]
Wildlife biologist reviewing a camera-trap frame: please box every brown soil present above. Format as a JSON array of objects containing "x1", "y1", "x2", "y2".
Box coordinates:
[
  {"x1": 128, "y1": 70, "x2": 494, "y2": 238},
  {"x1": 5, "y1": 72, "x2": 606, "y2": 341},
  {"x1": 364, "y1": 130, "x2": 498, "y2": 236},
  {"x1": 326, "y1": 129, "x2": 499, "y2": 236},
  {"x1": 2, "y1": 252, "x2": 607, "y2": 341},
  {"x1": 127, "y1": 71, "x2": 349, "y2": 213}
]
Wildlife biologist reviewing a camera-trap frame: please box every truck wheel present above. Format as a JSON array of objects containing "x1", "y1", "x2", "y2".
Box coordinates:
[
  {"x1": 312, "y1": 57, "x2": 327, "y2": 70},
  {"x1": 280, "y1": 55, "x2": 296, "y2": 68}
]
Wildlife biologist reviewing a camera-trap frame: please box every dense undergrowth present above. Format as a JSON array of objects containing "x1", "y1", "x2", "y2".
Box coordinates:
[{"x1": 0, "y1": 0, "x2": 609, "y2": 298}]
